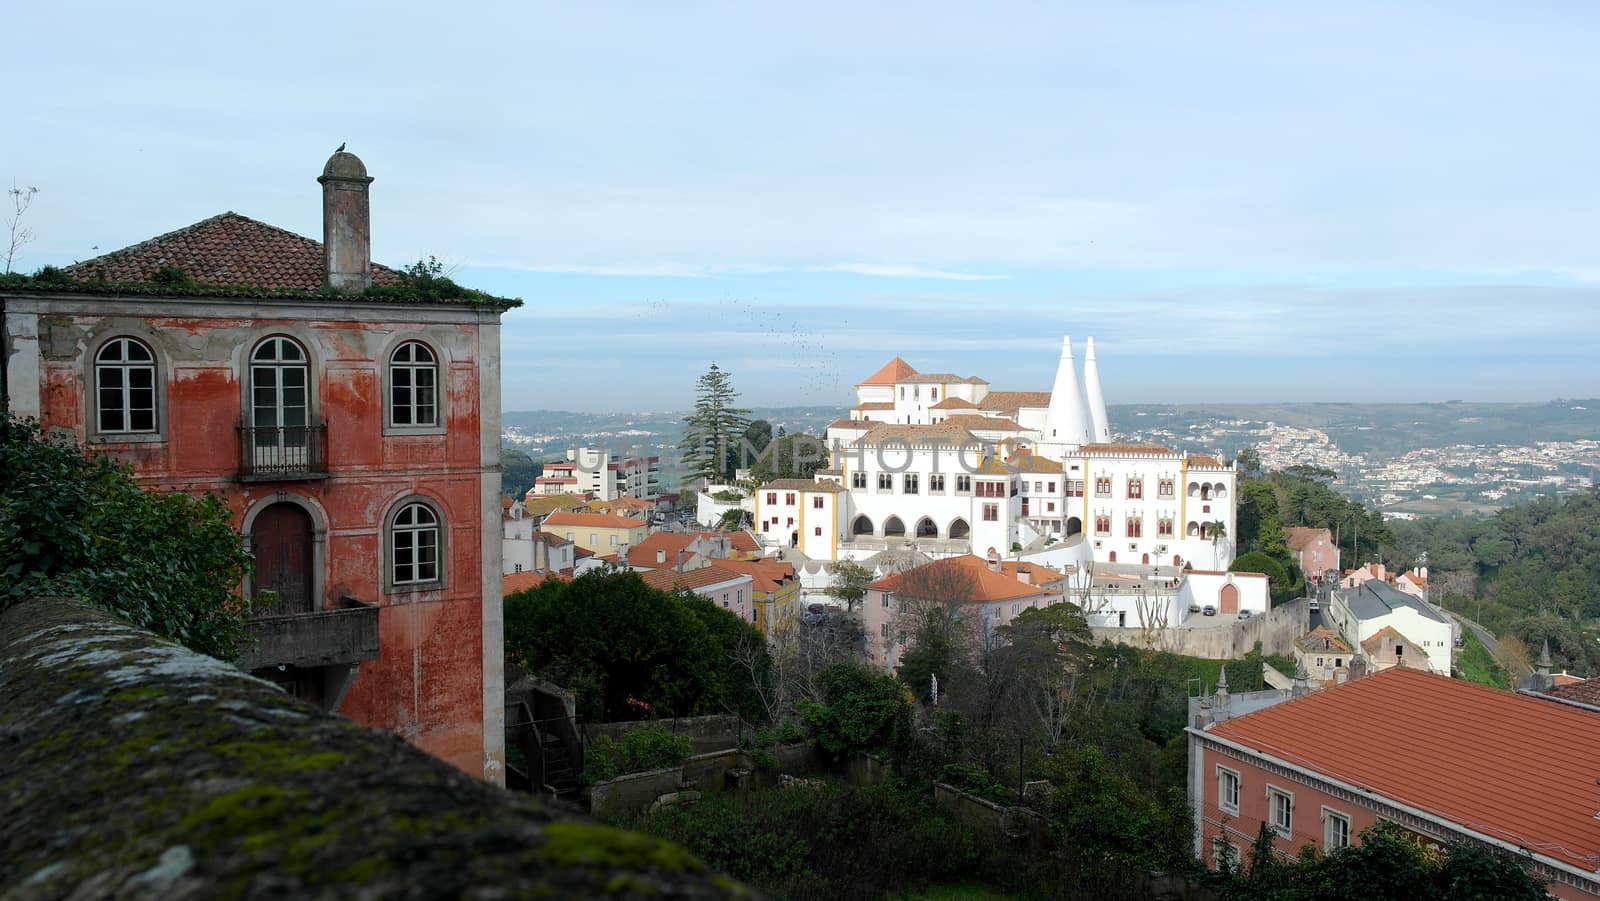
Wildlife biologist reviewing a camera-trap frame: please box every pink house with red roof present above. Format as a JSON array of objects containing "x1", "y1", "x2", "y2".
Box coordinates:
[{"x1": 1189, "y1": 667, "x2": 1600, "y2": 898}]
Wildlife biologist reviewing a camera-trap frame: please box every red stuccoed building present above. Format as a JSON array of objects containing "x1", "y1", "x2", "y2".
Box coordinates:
[{"x1": 0, "y1": 151, "x2": 516, "y2": 784}]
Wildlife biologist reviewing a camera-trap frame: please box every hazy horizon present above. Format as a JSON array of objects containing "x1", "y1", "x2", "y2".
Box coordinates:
[{"x1": 13, "y1": 2, "x2": 1600, "y2": 411}]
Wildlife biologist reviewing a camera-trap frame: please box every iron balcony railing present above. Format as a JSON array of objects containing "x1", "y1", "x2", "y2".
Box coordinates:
[{"x1": 237, "y1": 422, "x2": 329, "y2": 480}]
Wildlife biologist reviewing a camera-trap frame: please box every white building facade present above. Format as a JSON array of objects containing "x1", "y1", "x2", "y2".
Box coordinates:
[{"x1": 778, "y1": 337, "x2": 1237, "y2": 570}]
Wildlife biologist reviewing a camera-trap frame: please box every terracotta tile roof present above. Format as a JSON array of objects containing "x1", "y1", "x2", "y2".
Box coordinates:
[
  {"x1": 1000, "y1": 561, "x2": 1066, "y2": 586},
  {"x1": 869, "y1": 554, "x2": 1052, "y2": 603},
  {"x1": 503, "y1": 570, "x2": 569, "y2": 595},
  {"x1": 855, "y1": 402, "x2": 895, "y2": 411},
  {"x1": 533, "y1": 531, "x2": 572, "y2": 546},
  {"x1": 543, "y1": 511, "x2": 646, "y2": 530},
  {"x1": 930, "y1": 397, "x2": 977, "y2": 409},
  {"x1": 1545, "y1": 678, "x2": 1600, "y2": 707},
  {"x1": 761, "y1": 478, "x2": 844, "y2": 493},
  {"x1": 829, "y1": 418, "x2": 873, "y2": 430},
  {"x1": 857, "y1": 423, "x2": 977, "y2": 446},
  {"x1": 1284, "y1": 526, "x2": 1332, "y2": 551},
  {"x1": 689, "y1": 530, "x2": 761, "y2": 554},
  {"x1": 586, "y1": 496, "x2": 653, "y2": 515},
  {"x1": 1005, "y1": 450, "x2": 1064, "y2": 474},
  {"x1": 979, "y1": 391, "x2": 1052, "y2": 415},
  {"x1": 523, "y1": 493, "x2": 589, "y2": 516},
  {"x1": 623, "y1": 532, "x2": 696, "y2": 565},
  {"x1": 713, "y1": 557, "x2": 796, "y2": 593},
  {"x1": 1186, "y1": 453, "x2": 1224, "y2": 467},
  {"x1": 1293, "y1": 625, "x2": 1352, "y2": 655},
  {"x1": 1552, "y1": 673, "x2": 1586, "y2": 689},
  {"x1": 941, "y1": 414, "x2": 1023, "y2": 432},
  {"x1": 860, "y1": 357, "x2": 918, "y2": 385},
  {"x1": 1207, "y1": 667, "x2": 1600, "y2": 873},
  {"x1": 62, "y1": 212, "x2": 406, "y2": 291},
  {"x1": 1079, "y1": 442, "x2": 1177, "y2": 456},
  {"x1": 640, "y1": 564, "x2": 751, "y2": 593},
  {"x1": 904, "y1": 372, "x2": 988, "y2": 384}
]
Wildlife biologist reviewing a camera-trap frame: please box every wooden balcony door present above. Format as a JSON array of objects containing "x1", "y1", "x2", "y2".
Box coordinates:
[{"x1": 252, "y1": 502, "x2": 314, "y2": 616}]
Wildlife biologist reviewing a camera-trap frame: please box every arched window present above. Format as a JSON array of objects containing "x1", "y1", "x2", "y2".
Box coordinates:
[
  {"x1": 852, "y1": 515, "x2": 875, "y2": 537},
  {"x1": 391, "y1": 502, "x2": 442, "y2": 587},
  {"x1": 389, "y1": 341, "x2": 439, "y2": 427},
  {"x1": 915, "y1": 517, "x2": 938, "y2": 538},
  {"x1": 95, "y1": 338, "x2": 157, "y2": 433},
  {"x1": 249, "y1": 337, "x2": 312, "y2": 471},
  {"x1": 883, "y1": 516, "x2": 906, "y2": 537},
  {"x1": 948, "y1": 518, "x2": 971, "y2": 540}
]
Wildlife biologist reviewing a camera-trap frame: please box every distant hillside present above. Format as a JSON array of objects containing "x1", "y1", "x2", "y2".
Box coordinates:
[{"x1": 1112, "y1": 399, "x2": 1600, "y2": 458}]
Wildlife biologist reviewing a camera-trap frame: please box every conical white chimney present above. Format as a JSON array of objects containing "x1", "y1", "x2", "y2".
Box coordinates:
[
  {"x1": 1083, "y1": 336, "x2": 1110, "y2": 443},
  {"x1": 1041, "y1": 336, "x2": 1091, "y2": 457}
]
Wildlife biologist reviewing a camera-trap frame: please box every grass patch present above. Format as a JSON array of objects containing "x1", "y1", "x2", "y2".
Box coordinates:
[{"x1": 1456, "y1": 629, "x2": 1511, "y2": 689}]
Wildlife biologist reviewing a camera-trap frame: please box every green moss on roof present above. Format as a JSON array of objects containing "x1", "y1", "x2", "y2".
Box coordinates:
[{"x1": 0, "y1": 267, "x2": 522, "y2": 310}]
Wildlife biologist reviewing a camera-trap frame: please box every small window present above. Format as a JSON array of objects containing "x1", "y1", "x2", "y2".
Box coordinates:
[
  {"x1": 767, "y1": 492, "x2": 777, "y2": 504},
  {"x1": 785, "y1": 493, "x2": 796, "y2": 505},
  {"x1": 956, "y1": 475, "x2": 972, "y2": 493},
  {"x1": 929, "y1": 473, "x2": 945, "y2": 492},
  {"x1": 389, "y1": 341, "x2": 438, "y2": 427},
  {"x1": 983, "y1": 503, "x2": 999, "y2": 522},
  {"x1": 1323, "y1": 808, "x2": 1350, "y2": 850},
  {"x1": 95, "y1": 337, "x2": 159, "y2": 434},
  {"x1": 881, "y1": 594, "x2": 890, "y2": 608},
  {"x1": 878, "y1": 473, "x2": 893, "y2": 490},
  {"x1": 904, "y1": 474, "x2": 919, "y2": 494},
  {"x1": 814, "y1": 526, "x2": 822, "y2": 537},
  {"x1": 813, "y1": 496, "x2": 824, "y2": 509},
  {"x1": 880, "y1": 622, "x2": 890, "y2": 638},
  {"x1": 1268, "y1": 787, "x2": 1293, "y2": 839},
  {"x1": 851, "y1": 472, "x2": 867, "y2": 489},
  {"x1": 392, "y1": 502, "x2": 441, "y2": 586},
  {"x1": 1217, "y1": 767, "x2": 1240, "y2": 814}
]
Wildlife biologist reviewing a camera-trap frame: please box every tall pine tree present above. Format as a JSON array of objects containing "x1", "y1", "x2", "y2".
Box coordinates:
[{"x1": 679, "y1": 362, "x2": 751, "y2": 484}]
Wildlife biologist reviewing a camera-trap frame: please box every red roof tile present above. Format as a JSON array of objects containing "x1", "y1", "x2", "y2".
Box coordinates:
[
  {"x1": 1207, "y1": 667, "x2": 1600, "y2": 871},
  {"x1": 639, "y1": 564, "x2": 751, "y2": 593},
  {"x1": 860, "y1": 357, "x2": 918, "y2": 385},
  {"x1": 869, "y1": 554, "x2": 1055, "y2": 603},
  {"x1": 979, "y1": 391, "x2": 1052, "y2": 414},
  {"x1": 542, "y1": 511, "x2": 646, "y2": 530},
  {"x1": 63, "y1": 212, "x2": 404, "y2": 291}
]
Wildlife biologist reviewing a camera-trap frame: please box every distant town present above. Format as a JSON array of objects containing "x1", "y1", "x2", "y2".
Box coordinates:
[{"x1": 504, "y1": 400, "x2": 1600, "y2": 519}]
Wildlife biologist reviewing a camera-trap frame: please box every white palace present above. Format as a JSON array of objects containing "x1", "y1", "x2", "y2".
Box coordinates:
[{"x1": 752, "y1": 336, "x2": 1238, "y2": 574}]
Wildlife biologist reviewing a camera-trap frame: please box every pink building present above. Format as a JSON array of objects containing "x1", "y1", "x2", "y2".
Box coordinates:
[
  {"x1": 639, "y1": 564, "x2": 755, "y2": 625},
  {"x1": 1285, "y1": 527, "x2": 1339, "y2": 581},
  {"x1": 1340, "y1": 562, "x2": 1430, "y2": 603},
  {"x1": 1189, "y1": 667, "x2": 1600, "y2": 899},
  {"x1": 863, "y1": 553, "x2": 1063, "y2": 672}
]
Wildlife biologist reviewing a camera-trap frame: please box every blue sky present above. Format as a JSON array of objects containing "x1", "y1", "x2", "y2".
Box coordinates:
[{"x1": 10, "y1": 1, "x2": 1600, "y2": 411}]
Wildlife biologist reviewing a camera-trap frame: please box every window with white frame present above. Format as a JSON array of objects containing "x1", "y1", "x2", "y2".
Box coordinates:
[
  {"x1": 878, "y1": 473, "x2": 893, "y2": 490},
  {"x1": 1212, "y1": 838, "x2": 1241, "y2": 872},
  {"x1": 904, "y1": 473, "x2": 919, "y2": 494},
  {"x1": 391, "y1": 502, "x2": 441, "y2": 587},
  {"x1": 852, "y1": 471, "x2": 867, "y2": 489},
  {"x1": 1217, "y1": 766, "x2": 1240, "y2": 814},
  {"x1": 930, "y1": 473, "x2": 945, "y2": 492},
  {"x1": 1323, "y1": 808, "x2": 1350, "y2": 850},
  {"x1": 956, "y1": 475, "x2": 972, "y2": 493},
  {"x1": 95, "y1": 337, "x2": 158, "y2": 434},
  {"x1": 1268, "y1": 786, "x2": 1293, "y2": 839},
  {"x1": 389, "y1": 341, "x2": 438, "y2": 427}
]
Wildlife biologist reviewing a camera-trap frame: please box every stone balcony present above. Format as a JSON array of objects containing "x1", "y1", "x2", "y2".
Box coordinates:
[{"x1": 238, "y1": 595, "x2": 379, "y2": 671}]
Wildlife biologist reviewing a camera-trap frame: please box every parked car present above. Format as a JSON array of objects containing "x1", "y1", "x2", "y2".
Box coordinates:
[
  {"x1": 1308, "y1": 599, "x2": 1321, "y2": 612},
  {"x1": 1202, "y1": 605, "x2": 1217, "y2": 616},
  {"x1": 1187, "y1": 603, "x2": 1202, "y2": 614},
  {"x1": 1238, "y1": 609, "x2": 1253, "y2": 619}
]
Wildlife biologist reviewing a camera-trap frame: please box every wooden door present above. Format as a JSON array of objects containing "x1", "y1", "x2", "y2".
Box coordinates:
[
  {"x1": 1219, "y1": 583, "x2": 1240, "y2": 615},
  {"x1": 252, "y1": 503, "x2": 313, "y2": 615}
]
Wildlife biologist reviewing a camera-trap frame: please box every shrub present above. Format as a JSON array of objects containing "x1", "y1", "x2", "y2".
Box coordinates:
[
  {"x1": 0, "y1": 414, "x2": 251, "y2": 658},
  {"x1": 585, "y1": 727, "x2": 693, "y2": 782}
]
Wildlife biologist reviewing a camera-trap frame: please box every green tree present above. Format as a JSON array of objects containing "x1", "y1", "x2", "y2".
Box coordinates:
[
  {"x1": 503, "y1": 569, "x2": 768, "y2": 721},
  {"x1": 824, "y1": 560, "x2": 874, "y2": 614},
  {"x1": 679, "y1": 363, "x2": 751, "y2": 483},
  {"x1": 748, "y1": 432, "x2": 830, "y2": 483},
  {"x1": 798, "y1": 662, "x2": 911, "y2": 758},
  {"x1": 0, "y1": 414, "x2": 252, "y2": 659},
  {"x1": 1230, "y1": 551, "x2": 1295, "y2": 604},
  {"x1": 499, "y1": 448, "x2": 543, "y2": 499},
  {"x1": 1235, "y1": 447, "x2": 1263, "y2": 480}
]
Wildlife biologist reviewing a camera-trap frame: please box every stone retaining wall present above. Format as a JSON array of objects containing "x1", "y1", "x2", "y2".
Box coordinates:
[{"x1": 0, "y1": 597, "x2": 740, "y2": 899}]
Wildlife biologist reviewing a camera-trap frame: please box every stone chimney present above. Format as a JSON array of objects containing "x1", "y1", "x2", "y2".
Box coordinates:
[
  {"x1": 1214, "y1": 666, "x2": 1230, "y2": 710},
  {"x1": 986, "y1": 547, "x2": 1001, "y2": 573},
  {"x1": 656, "y1": 549, "x2": 667, "y2": 565},
  {"x1": 318, "y1": 150, "x2": 374, "y2": 291},
  {"x1": 1292, "y1": 661, "x2": 1310, "y2": 697},
  {"x1": 1538, "y1": 639, "x2": 1553, "y2": 690}
]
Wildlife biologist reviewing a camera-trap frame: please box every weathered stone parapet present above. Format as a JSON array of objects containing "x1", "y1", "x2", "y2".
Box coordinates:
[{"x1": 0, "y1": 597, "x2": 747, "y2": 899}]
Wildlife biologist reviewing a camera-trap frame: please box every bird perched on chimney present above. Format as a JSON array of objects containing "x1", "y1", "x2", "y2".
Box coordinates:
[{"x1": 335, "y1": 141, "x2": 346, "y2": 153}]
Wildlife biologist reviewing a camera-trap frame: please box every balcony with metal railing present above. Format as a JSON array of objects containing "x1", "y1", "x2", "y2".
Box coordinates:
[{"x1": 237, "y1": 423, "x2": 329, "y2": 481}]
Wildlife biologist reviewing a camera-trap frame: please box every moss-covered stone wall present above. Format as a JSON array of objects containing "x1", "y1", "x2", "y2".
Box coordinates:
[{"x1": 0, "y1": 597, "x2": 747, "y2": 899}]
